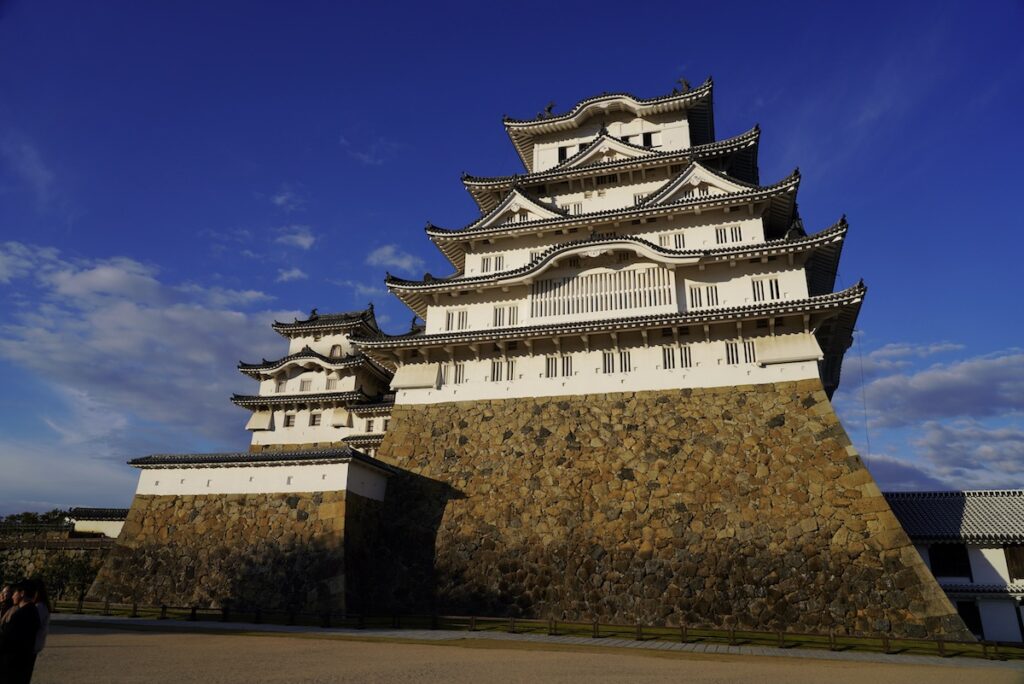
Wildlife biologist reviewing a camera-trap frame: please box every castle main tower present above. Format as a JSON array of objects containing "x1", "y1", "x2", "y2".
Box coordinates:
[{"x1": 355, "y1": 80, "x2": 970, "y2": 637}]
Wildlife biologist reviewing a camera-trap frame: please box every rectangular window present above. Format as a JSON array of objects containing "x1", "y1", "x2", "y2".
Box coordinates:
[
  {"x1": 309, "y1": 413, "x2": 322, "y2": 427},
  {"x1": 578, "y1": 143, "x2": 587, "y2": 154},
  {"x1": 1007, "y1": 545, "x2": 1024, "y2": 582},
  {"x1": 725, "y1": 341, "x2": 740, "y2": 365},
  {"x1": 731, "y1": 225, "x2": 742, "y2": 241},
  {"x1": 383, "y1": 418, "x2": 390, "y2": 431},
  {"x1": 662, "y1": 346, "x2": 676, "y2": 370},
  {"x1": 490, "y1": 360, "x2": 503, "y2": 382},
  {"x1": 602, "y1": 351, "x2": 615, "y2": 374},
  {"x1": 453, "y1": 362, "x2": 466, "y2": 384},
  {"x1": 558, "y1": 145, "x2": 570, "y2": 162},
  {"x1": 566, "y1": 257, "x2": 580, "y2": 268},
  {"x1": 705, "y1": 285, "x2": 719, "y2": 306},
  {"x1": 673, "y1": 233, "x2": 685, "y2": 250},
  {"x1": 715, "y1": 227, "x2": 727, "y2": 244},
  {"x1": 326, "y1": 378, "x2": 338, "y2": 390},
  {"x1": 481, "y1": 256, "x2": 492, "y2": 273},
  {"x1": 283, "y1": 414, "x2": 296, "y2": 427},
  {"x1": 530, "y1": 250, "x2": 542, "y2": 262},
  {"x1": 753, "y1": 278, "x2": 781, "y2": 302},
  {"x1": 545, "y1": 356, "x2": 558, "y2": 378},
  {"x1": 275, "y1": 379, "x2": 286, "y2": 393},
  {"x1": 366, "y1": 419, "x2": 375, "y2": 433},
  {"x1": 633, "y1": 192, "x2": 646, "y2": 205},
  {"x1": 595, "y1": 174, "x2": 616, "y2": 186},
  {"x1": 680, "y1": 344, "x2": 692, "y2": 368},
  {"x1": 561, "y1": 355, "x2": 573, "y2": 377},
  {"x1": 658, "y1": 234, "x2": 671, "y2": 247},
  {"x1": 505, "y1": 359, "x2": 516, "y2": 381},
  {"x1": 440, "y1": 364, "x2": 449, "y2": 385},
  {"x1": 689, "y1": 286, "x2": 703, "y2": 308},
  {"x1": 617, "y1": 252, "x2": 630, "y2": 263},
  {"x1": 494, "y1": 255, "x2": 504, "y2": 271},
  {"x1": 619, "y1": 350, "x2": 631, "y2": 373},
  {"x1": 493, "y1": 306, "x2": 505, "y2": 327},
  {"x1": 570, "y1": 202, "x2": 583, "y2": 215},
  {"x1": 929, "y1": 544, "x2": 973, "y2": 579},
  {"x1": 642, "y1": 131, "x2": 655, "y2": 147},
  {"x1": 508, "y1": 306, "x2": 518, "y2": 325},
  {"x1": 299, "y1": 379, "x2": 312, "y2": 392},
  {"x1": 743, "y1": 340, "x2": 756, "y2": 363},
  {"x1": 457, "y1": 310, "x2": 468, "y2": 330}
]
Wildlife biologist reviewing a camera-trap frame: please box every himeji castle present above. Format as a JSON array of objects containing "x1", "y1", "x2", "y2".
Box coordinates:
[{"x1": 89, "y1": 79, "x2": 978, "y2": 640}]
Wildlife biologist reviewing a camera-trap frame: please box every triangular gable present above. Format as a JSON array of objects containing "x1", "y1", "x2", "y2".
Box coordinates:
[
  {"x1": 558, "y1": 135, "x2": 653, "y2": 169},
  {"x1": 473, "y1": 189, "x2": 565, "y2": 230},
  {"x1": 642, "y1": 162, "x2": 752, "y2": 206}
]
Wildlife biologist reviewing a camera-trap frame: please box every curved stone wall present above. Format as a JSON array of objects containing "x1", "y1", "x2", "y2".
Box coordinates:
[{"x1": 375, "y1": 379, "x2": 971, "y2": 638}]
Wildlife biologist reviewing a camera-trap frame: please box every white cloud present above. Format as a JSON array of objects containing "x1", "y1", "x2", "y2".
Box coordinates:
[
  {"x1": 365, "y1": 244, "x2": 424, "y2": 274},
  {"x1": 340, "y1": 134, "x2": 400, "y2": 166},
  {"x1": 274, "y1": 226, "x2": 316, "y2": 250},
  {"x1": 275, "y1": 267, "x2": 308, "y2": 282},
  {"x1": 863, "y1": 453, "x2": 949, "y2": 491},
  {"x1": 328, "y1": 278, "x2": 381, "y2": 297},
  {"x1": 913, "y1": 420, "x2": 1024, "y2": 488},
  {"x1": 0, "y1": 134, "x2": 55, "y2": 205},
  {"x1": 270, "y1": 183, "x2": 305, "y2": 212}
]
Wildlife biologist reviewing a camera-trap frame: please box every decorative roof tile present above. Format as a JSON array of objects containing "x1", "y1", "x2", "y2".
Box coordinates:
[
  {"x1": 230, "y1": 391, "x2": 368, "y2": 408},
  {"x1": 67, "y1": 507, "x2": 129, "y2": 521},
  {"x1": 128, "y1": 447, "x2": 394, "y2": 474},
  {"x1": 271, "y1": 307, "x2": 380, "y2": 335},
  {"x1": 237, "y1": 347, "x2": 392, "y2": 379},
  {"x1": 885, "y1": 490, "x2": 1024, "y2": 543}
]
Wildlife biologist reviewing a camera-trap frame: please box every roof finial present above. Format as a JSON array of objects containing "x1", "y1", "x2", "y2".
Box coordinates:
[
  {"x1": 677, "y1": 77, "x2": 691, "y2": 93},
  {"x1": 410, "y1": 315, "x2": 420, "y2": 331},
  {"x1": 598, "y1": 121, "x2": 609, "y2": 136},
  {"x1": 544, "y1": 101, "x2": 555, "y2": 116},
  {"x1": 310, "y1": 308, "x2": 318, "y2": 319},
  {"x1": 367, "y1": 302, "x2": 374, "y2": 313}
]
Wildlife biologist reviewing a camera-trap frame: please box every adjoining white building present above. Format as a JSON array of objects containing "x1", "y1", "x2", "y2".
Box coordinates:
[
  {"x1": 66, "y1": 508, "x2": 129, "y2": 539},
  {"x1": 353, "y1": 78, "x2": 861, "y2": 405},
  {"x1": 887, "y1": 490, "x2": 1024, "y2": 643}
]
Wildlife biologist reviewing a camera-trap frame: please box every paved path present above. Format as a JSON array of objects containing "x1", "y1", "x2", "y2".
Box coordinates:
[{"x1": 51, "y1": 613, "x2": 1024, "y2": 671}]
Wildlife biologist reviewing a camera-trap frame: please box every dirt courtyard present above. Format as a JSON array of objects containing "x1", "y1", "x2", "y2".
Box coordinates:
[{"x1": 34, "y1": 624, "x2": 1024, "y2": 684}]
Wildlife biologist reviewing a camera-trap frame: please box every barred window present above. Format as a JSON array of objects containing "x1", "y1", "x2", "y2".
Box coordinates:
[
  {"x1": 299, "y1": 379, "x2": 312, "y2": 392},
  {"x1": 275, "y1": 379, "x2": 286, "y2": 393},
  {"x1": 753, "y1": 278, "x2": 781, "y2": 302},
  {"x1": 453, "y1": 363, "x2": 466, "y2": 384},
  {"x1": 619, "y1": 350, "x2": 631, "y2": 373},
  {"x1": 309, "y1": 413, "x2": 321, "y2": 427},
  {"x1": 366, "y1": 419, "x2": 375, "y2": 433},
  {"x1": 481, "y1": 256, "x2": 492, "y2": 273},
  {"x1": 602, "y1": 351, "x2": 615, "y2": 374},
  {"x1": 731, "y1": 225, "x2": 742, "y2": 241},
  {"x1": 561, "y1": 355, "x2": 573, "y2": 377},
  {"x1": 494, "y1": 255, "x2": 504, "y2": 271},
  {"x1": 743, "y1": 340, "x2": 756, "y2": 363},
  {"x1": 680, "y1": 344, "x2": 692, "y2": 368},
  {"x1": 283, "y1": 414, "x2": 296, "y2": 427},
  {"x1": 490, "y1": 360, "x2": 503, "y2": 382},
  {"x1": 545, "y1": 357, "x2": 558, "y2": 378},
  {"x1": 505, "y1": 359, "x2": 516, "y2": 381},
  {"x1": 662, "y1": 346, "x2": 676, "y2": 370},
  {"x1": 725, "y1": 341, "x2": 740, "y2": 365},
  {"x1": 674, "y1": 233, "x2": 685, "y2": 249}
]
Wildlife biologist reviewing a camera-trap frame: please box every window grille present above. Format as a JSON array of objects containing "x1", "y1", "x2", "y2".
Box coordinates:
[
  {"x1": 705, "y1": 285, "x2": 719, "y2": 306},
  {"x1": 715, "y1": 227, "x2": 727, "y2": 244},
  {"x1": 619, "y1": 350, "x2": 631, "y2": 373},
  {"x1": 530, "y1": 250, "x2": 542, "y2": 262},
  {"x1": 561, "y1": 355, "x2": 573, "y2": 376},
  {"x1": 688, "y1": 286, "x2": 702, "y2": 308},
  {"x1": 674, "y1": 233, "x2": 685, "y2": 249},
  {"x1": 595, "y1": 174, "x2": 616, "y2": 186},
  {"x1": 662, "y1": 346, "x2": 676, "y2": 370},
  {"x1": 680, "y1": 345, "x2": 692, "y2": 368},
  {"x1": 481, "y1": 256, "x2": 492, "y2": 273},
  {"x1": 571, "y1": 202, "x2": 583, "y2": 215},
  {"x1": 494, "y1": 255, "x2": 504, "y2": 270},
  {"x1": 299, "y1": 379, "x2": 312, "y2": 392},
  {"x1": 309, "y1": 413, "x2": 322, "y2": 427},
  {"x1": 457, "y1": 310, "x2": 468, "y2": 330},
  {"x1": 493, "y1": 306, "x2": 505, "y2": 327},
  {"x1": 275, "y1": 379, "x2": 286, "y2": 393},
  {"x1": 743, "y1": 340, "x2": 756, "y2": 363},
  {"x1": 566, "y1": 257, "x2": 581, "y2": 268},
  {"x1": 366, "y1": 419, "x2": 375, "y2": 433},
  {"x1": 326, "y1": 378, "x2": 338, "y2": 390},
  {"x1": 725, "y1": 341, "x2": 740, "y2": 365},
  {"x1": 633, "y1": 193, "x2": 646, "y2": 205},
  {"x1": 602, "y1": 351, "x2": 615, "y2": 374},
  {"x1": 490, "y1": 360, "x2": 503, "y2": 382},
  {"x1": 453, "y1": 363, "x2": 465, "y2": 384},
  {"x1": 440, "y1": 364, "x2": 449, "y2": 385},
  {"x1": 283, "y1": 414, "x2": 296, "y2": 427},
  {"x1": 505, "y1": 359, "x2": 516, "y2": 380},
  {"x1": 617, "y1": 252, "x2": 630, "y2": 263},
  {"x1": 658, "y1": 234, "x2": 671, "y2": 247},
  {"x1": 753, "y1": 278, "x2": 781, "y2": 302},
  {"x1": 731, "y1": 225, "x2": 742, "y2": 241},
  {"x1": 545, "y1": 357, "x2": 558, "y2": 378},
  {"x1": 530, "y1": 266, "x2": 674, "y2": 318}
]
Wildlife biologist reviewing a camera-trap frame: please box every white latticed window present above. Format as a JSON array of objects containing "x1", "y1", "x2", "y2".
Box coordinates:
[
  {"x1": 530, "y1": 266, "x2": 674, "y2": 318},
  {"x1": 493, "y1": 305, "x2": 518, "y2": 327},
  {"x1": 743, "y1": 340, "x2": 756, "y2": 363},
  {"x1": 326, "y1": 378, "x2": 338, "y2": 390},
  {"x1": 716, "y1": 225, "x2": 743, "y2": 245},
  {"x1": 662, "y1": 346, "x2": 676, "y2": 370},
  {"x1": 725, "y1": 341, "x2": 739, "y2": 365},
  {"x1": 505, "y1": 359, "x2": 516, "y2": 380},
  {"x1": 545, "y1": 357, "x2": 558, "y2": 378},
  {"x1": 299, "y1": 379, "x2": 312, "y2": 392},
  {"x1": 570, "y1": 202, "x2": 583, "y2": 215},
  {"x1": 453, "y1": 363, "x2": 466, "y2": 384},
  {"x1": 561, "y1": 355, "x2": 573, "y2": 376},
  {"x1": 602, "y1": 351, "x2": 615, "y2": 374},
  {"x1": 275, "y1": 379, "x2": 286, "y2": 393},
  {"x1": 481, "y1": 256, "x2": 492, "y2": 273},
  {"x1": 731, "y1": 225, "x2": 743, "y2": 241},
  {"x1": 659, "y1": 234, "x2": 671, "y2": 247},
  {"x1": 680, "y1": 344, "x2": 692, "y2": 368},
  {"x1": 446, "y1": 310, "x2": 469, "y2": 331},
  {"x1": 619, "y1": 350, "x2": 632, "y2": 373},
  {"x1": 490, "y1": 360, "x2": 503, "y2": 382},
  {"x1": 753, "y1": 277, "x2": 781, "y2": 302},
  {"x1": 494, "y1": 255, "x2": 504, "y2": 270},
  {"x1": 674, "y1": 233, "x2": 685, "y2": 249},
  {"x1": 688, "y1": 284, "x2": 718, "y2": 309}
]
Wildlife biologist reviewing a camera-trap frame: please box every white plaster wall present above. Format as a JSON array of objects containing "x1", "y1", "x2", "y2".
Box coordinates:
[
  {"x1": 249, "y1": 406, "x2": 385, "y2": 446},
  {"x1": 969, "y1": 546, "x2": 1012, "y2": 584},
  {"x1": 394, "y1": 334, "x2": 821, "y2": 405},
  {"x1": 71, "y1": 520, "x2": 124, "y2": 538},
  {"x1": 286, "y1": 331, "x2": 359, "y2": 356},
  {"x1": 134, "y1": 461, "x2": 387, "y2": 501},
  {"x1": 978, "y1": 599, "x2": 1023, "y2": 642}
]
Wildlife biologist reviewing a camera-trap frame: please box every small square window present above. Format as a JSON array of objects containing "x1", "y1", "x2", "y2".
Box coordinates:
[
  {"x1": 283, "y1": 414, "x2": 296, "y2": 427},
  {"x1": 309, "y1": 413, "x2": 322, "y2": 427}
]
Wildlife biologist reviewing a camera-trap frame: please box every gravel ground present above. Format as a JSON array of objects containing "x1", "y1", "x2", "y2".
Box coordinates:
[{"x1": 33, "y1": 624, "x2": 1024, "y2": 684}]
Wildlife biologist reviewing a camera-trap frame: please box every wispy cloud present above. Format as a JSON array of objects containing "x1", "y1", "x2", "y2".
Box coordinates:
[
  {"x1": 270, "y1": 183, "x2": 306, "y2": 212},
  {"x1": 365, "y1": 244, "x2": 424, "y2": 274},
  {"x1": 274, "y1": 225, "x2": 316, "y2": 250},
  {"x1": 339, "y1": 134, "x2": 401, "y2": 167},
  {"x1": 275, "y1": 267, "x2": 308, "y2": 282},
  {"x1": 0, "y1": 134, "x2": 55, "y2": 206},
  {"x1": 328, "y1": 278, "x2": 382, "y2": 297}
]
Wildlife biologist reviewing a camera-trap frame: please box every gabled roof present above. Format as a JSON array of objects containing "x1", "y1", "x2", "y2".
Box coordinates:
[
  {"x1": 560, "y1": 133, "x2": 657, "y2": 168},
  {"x1": 504, "y1": 78, "x2": 715, "y2": 171},
  {"x1": 237, "y1": 347, "x2": 392, "y2": 380},
  {"x1": 462, "y1": 126, "x2": 760, "y2": 212},
  {"x1": 432, "y1": 188, "x2": 566, "y2": 236},
  {"x1": 885, "y1": 489, "x2": 1024, "y2": 544},
  {"x1": 272, "y1": 307, "x2": 380, "y2": 336},
  {"x1": 128, "y1": 447, "x2": 394, "y2": 474},
  {"x1": 429, "y1": 166, "x2": 800, "y2": 270},
  {"x1": 639, "y1": 161, "x2": 757, "y2": 205},
  {"x1": 388, "y1": 221, "x2": 848, "y2": 317},
  {"x1": 353, "y1": 283, "x2": 866, "y2": 354}
]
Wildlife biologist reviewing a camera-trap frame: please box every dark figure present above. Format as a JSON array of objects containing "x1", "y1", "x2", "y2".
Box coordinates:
[
  {"x1": 0, "y1": 585, "x2": 12, "y2": 622},
  {"x1": 0, "y1": 581, "x2": 41, "y2": 684}
]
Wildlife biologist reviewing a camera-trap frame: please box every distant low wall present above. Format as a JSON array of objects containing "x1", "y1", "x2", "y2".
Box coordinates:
[{"x1": 0, "y1": 531, "x2": 113, "y2": 597}]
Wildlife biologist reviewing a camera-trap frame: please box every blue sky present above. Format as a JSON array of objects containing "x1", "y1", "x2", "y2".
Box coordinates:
[{"x1": 1, "y1": 1, "x2": 1022, "y2": 513}]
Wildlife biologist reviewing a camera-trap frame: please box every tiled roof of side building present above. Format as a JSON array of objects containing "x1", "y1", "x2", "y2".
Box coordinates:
[
  {"x1": 237, "y1": 347, "x2": 393, "y2": 378},
  {"x1": 230, "y1": 391, "x2": 368, "y2": 407},
  {"x1": 68, "y1": 507, "x2": 130, "y2": 520},
  {"x1": 884, "y1": 489, "x2": 1024, "y2": 543},
  {"x1": 128, "y1": 447, "x2": 395, "y2": 474},
  {"x1": 271, "y1": 306, "x2": 380, "y2": 334}
]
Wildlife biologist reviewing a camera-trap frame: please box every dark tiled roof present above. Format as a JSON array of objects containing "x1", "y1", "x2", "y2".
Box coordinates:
[
  {"x1": 128, "y1": 447, "x2": 394, "y2": 474},
  {"x1": 237, "y1": 347, "x2": 392, "y2": 379},
  {"x1": 352, "y1": 282, "x2": 866, "y2": 349},
  {"x1": 349, "y1": 395, "x2": 396, "y2": 415},
  {"x1": 231, "y1": 391, "x2": 367, "y2": 408},
  {"x1": 272, "y1": 307, "x2": 379, "y2": 334},
  {"x1": 389, "y1": 220, "x2": 846, "y2": 293},
  {"x1": 503, "y1": 78, "x2": 713, "y2": 126},
  {"x1": 67, "y1": 507, "x2": 129, "y2": 521},
  {"x1": 885, "y1": 490, "x2": 1024, "y2": 543}
]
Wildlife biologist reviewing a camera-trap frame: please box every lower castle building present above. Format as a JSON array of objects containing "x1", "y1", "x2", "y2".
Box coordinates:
[{"x1": 90, "y1": 80, "x2": 987, "y2": 640}]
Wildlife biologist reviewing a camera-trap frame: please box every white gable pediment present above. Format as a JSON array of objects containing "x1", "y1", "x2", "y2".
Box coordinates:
[
  {"x1": 475, "y1": 189, "x2": 563, "y2": 229},
  {"x1": 560, "y1": 136, "x2": 651, "y2": 169},
  {"x1": 643, "y1": 163, "x2": 750, "y2": 206}
]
